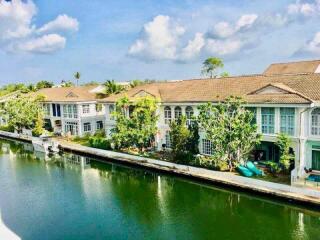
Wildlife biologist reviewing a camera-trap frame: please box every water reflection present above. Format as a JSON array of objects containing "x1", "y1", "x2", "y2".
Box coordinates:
[{"x1": 0, "y1": 138, "x2": 320, "y2": 240}]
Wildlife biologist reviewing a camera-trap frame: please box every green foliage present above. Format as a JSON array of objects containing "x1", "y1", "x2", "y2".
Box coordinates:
[
  {"x1": 3, "y1": 96, "x2": 44, "y2": 133},
  {"x1": 32, "y1": 115, "x2": 44, "y2": 136},
  {"x1": 197, "y1": 96, "x2": 261, "y2": 171},
  {"x1": 130, "y1": 79, "x2": 144, "y2": 88},
  {"x1": 276, "y1": 133, "x2": 294, "y2": 171},
  {"x1": 0, "y1": 83, "x2": 28, "y2": 97},
  {"x1": 61, "y1": 81, "x2": 74, "y2": 87},
  {"x1": 88, "y1": 136, "x2": 112, "y2": 150},
  {"x1": 35, "y1": 81, "x2": 54, "y2": 89},
  {"x1": 220, "y1": 72, "x2": 229, "y2": 78},
  {"x1": 201, "y1": 57, "x2": 224, "y2": 78},
  {"x1": 0, "y1": 125, "x2": 14, "y2": 132},
  {"x1": 168, "y1": 117, "x2": 199, "y2": 163},
  {"x1": 112, "y1": 96, "x2": 158, "y2": 151},
  {"x1": 74, "y1": 72, "x2": 81, "y2": 86},
  {"x1": 104, "y1": 80, "x2": 126, "y2": 96},
  {"x1": 169, "y1": 116, "x2": 191, "y2": 161}
]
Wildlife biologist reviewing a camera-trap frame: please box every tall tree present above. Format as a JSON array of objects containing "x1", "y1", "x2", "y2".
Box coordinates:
[
  {"x1": 2, "y1": 95, "x2": 45, "y2": 134},
  {"x1": 112, "y1": 96, "x2": 158, "y2": 152},
  {"x1": 74, "y1": 72, "x2": 81, "y2": 86},
  {"x1": 201, "y1": 57, "x2": 224, "y2": 78},
  {"x1": 197, "y1": 96, "x2": 261, "y2": 171}
]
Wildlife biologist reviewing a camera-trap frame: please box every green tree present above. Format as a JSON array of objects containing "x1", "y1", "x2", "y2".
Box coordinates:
[
  {"x1": 130, "y1": 79, "x2": 144, "y2": 88},
  {"x1": 36, "y1": 80, "x2": 54, "y2": 89},
  {"x1": 169, "y1": 116, "x2": 191, "y2": 160},
  {"x1": 197, "y1": 96, "x2": 261, "y2": 171},
  {"x1": 201, "y1": 57, "x2": 224, "y2": 78},
  {"x1": 112, "y1": 96, "x2": 158, "y2": 152},
  {"x1": 104, "y1": 80, "x2": 126, "y2": 96},
  {"x1": 3, "y1": 95, "x2": 45, "y2": 134},
  {"x1": 220, "y1": 71, "x2": 229, "y2": 78},
  {"x1": 186, "y1": 121, "x2": 200, "y2": 155},
  {"x1": 276, "y1": 133, "x2": 294, "y2": 171},
  {"x1": 74, "y1": 72, "x2": 81, "y2": 86}
]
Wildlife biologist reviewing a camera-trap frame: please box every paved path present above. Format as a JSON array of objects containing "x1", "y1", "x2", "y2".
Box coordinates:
[{"x1": 1, "y1": 130, "x2": 320, "y2": 206}]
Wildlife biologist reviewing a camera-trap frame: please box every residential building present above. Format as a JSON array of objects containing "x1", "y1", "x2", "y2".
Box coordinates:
[
  {"x1": 101, "y1": 59, "x2": 320, "y2": 180},
  {"x1": 35, "y1": 85, "x2": 106, "y2": 136}
]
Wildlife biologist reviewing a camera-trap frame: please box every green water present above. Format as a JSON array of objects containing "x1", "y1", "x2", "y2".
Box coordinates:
[{"x1": 0, "y1": 138, "x2": 319, "y2": 240}]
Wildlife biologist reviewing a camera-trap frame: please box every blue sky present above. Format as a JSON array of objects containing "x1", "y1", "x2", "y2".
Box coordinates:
[{"x1": 1, "y1": 0, "x2": 320, "y2": 85}]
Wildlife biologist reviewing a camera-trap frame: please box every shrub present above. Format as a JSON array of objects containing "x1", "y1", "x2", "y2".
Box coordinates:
[
  {"x1": 0, "y1": 125, "x2": 14, "y2": 132},
  {"x1": 88, "y1": 136, "x2": 112, "y2": 150}
]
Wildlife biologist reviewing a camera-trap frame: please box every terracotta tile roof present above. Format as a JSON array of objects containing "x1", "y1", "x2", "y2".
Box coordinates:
[
  {"x1": 263, "y1": 60, "x2": 320, "y2": 75},
  {"x1": 33, "y1": 85, "x2": 100, "y2": 102},
  {"x1": 101, "y1": 73, "x2": 320, "y2": 104}
]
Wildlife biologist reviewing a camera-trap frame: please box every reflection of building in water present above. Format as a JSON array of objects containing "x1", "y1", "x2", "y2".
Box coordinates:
[
  {"x1": 61, "y1": 154, "x2": 91, "y2": 171},
  {"x1": 1, "y1": 143, "x2": 10, "y2": 154},
  {"x1": 22, "y1": 142, "x2": 34, "y2": 153}
]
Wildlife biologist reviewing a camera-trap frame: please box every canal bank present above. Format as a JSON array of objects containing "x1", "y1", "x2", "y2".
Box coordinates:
[{"x1": 1, "y1": 130, "x2": 320, "y2": 207}]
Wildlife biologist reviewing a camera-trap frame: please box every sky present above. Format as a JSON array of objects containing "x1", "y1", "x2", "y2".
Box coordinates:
[{"x1": 1, "y1": 0, "x2": 320, "y2": 85}]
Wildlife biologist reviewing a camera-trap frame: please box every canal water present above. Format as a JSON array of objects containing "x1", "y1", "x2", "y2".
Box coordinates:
[{"x1": 0, "y1": 138, "x2": 319, "y2": 240}]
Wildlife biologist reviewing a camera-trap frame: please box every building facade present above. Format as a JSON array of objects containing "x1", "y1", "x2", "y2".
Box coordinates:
[
  {"x1": 101, "y1": 60, "x2": 320, "y2": 179},
  {"x1": 36, "y1": 85, "x2": 106, "y2": 136}
]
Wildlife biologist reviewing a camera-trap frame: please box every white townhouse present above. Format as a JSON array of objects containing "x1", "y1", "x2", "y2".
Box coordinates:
[
  {"x1": 34, "y1": 85, "x2": 106, "y2": 136},
  {"x1": 101, "y1": 60, "x2": 320, "y2": 179}
]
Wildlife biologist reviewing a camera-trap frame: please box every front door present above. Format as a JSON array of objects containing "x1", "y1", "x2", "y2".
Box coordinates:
[
  {"x1": 65, "y1": 122, "x2": 79, "y2": 136},
  {"x1": 312, "y1": 150, "x2": 320, "y2": 170}
]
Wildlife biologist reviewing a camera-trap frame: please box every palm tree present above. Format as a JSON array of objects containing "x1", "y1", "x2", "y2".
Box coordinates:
[
  {"x1": 201, "y1": 57, "x2": 224, "y2": 78},
  {"x1": 74, "y1": 72, "x2": 81, "y2": 86},
  {"x1": 104, "y1": 80, "x2": 125, "y2": 96}
]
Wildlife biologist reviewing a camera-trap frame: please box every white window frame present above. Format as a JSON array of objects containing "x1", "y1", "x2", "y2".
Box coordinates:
[
  {"x1": 280, "y1": 108, "x2": 295, "y2": 136},
  {"x1": 164, "y1": 106, "x2": 172, "y2": 124},
  {"x1": 202, "y1": 139, "x2": 213, "y2": 155},
  {"x1": 109, "y1": 105, "x2": 115, "y2": 120},
  {"x1": 83, "y1": 122, "x2": 91, "y2": 132},
  {"x1": 311, "y1": 108, "x2": 320, "y2": 136},
  {"x1": 185, "y1": 106, "x2": 194, "y2": 126},
  {"x1": 174, "y1": 106, "x2": 182, "y2": 120},
  {"x1": 82, "y1": 104, "x2": 90, "y2": 114},
  {"x1": 96, "y1": 121, "x2": 103, "y2": 130},
  {"x1": 261, "y1": 107, "x2": 275, "y2": 134},
  {"x1": 165, "y1": 131, "x2": 171, "y2": 148}
]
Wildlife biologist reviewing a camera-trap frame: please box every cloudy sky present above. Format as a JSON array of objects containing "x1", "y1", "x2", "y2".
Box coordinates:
[{"x1": 1, "y1": 0, "x2": 320, "y2": 85}]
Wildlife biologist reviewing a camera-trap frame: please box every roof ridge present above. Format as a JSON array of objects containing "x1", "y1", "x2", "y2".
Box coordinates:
[{"x1": 268, "y1": 59, "x2": 320, "y2": 66}]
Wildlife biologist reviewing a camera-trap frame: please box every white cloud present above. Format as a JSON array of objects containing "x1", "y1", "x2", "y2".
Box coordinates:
[
  {"x1": 179, "y1": 33, "x2": 205, "y2": 60},
  {"x1": 13, "y1": 34, "x2": 66, "y2": 54},
  {"x1": 0, "y1": 0, "x2": 37, "y2": 40},
  {"x1": 128, "y1": 15, "x2": 185, "y2": 60},
  {"x1": 210, "y1": 14, "x2": 258, "y2": 39},
  {"x1": 0, "y1": 0, "x2": 78, "y2": 54},
  {"x1": 295, "y1": 32, "x2": 320, "y2": 56},
  {"x1": 206, "y1": 39, "x2": 243, "y2": 56},
  {"x1": 37, "y1": 14, "x2": 79, "y2": 34},
  {"x1": 287, "y1": 0, "x2": 320, "y2": 17}
]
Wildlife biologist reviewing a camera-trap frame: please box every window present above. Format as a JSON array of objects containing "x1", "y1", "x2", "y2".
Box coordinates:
[
  {"x1": 109, "y1": 105, "x2": 115, "y2": 120},
  {"x1": 96, "y1": 121, "x2": 103, "y2": 130},
  {"x1": 202, "y1": 139, "x2": 213, "y2": 155},
  {"x1": 185, "y1": 106, "x2": 194, "y2": 125},
  {"x1": 52, "y1": 104, "x2": 61, "y2": 117},
  {"x1": 84, "y1": 122, "x2": 91, "y2": 132},
  {"x1": 311, "y1": 108, "x2": 320, "y2": 135},
  {"x1": 174, "y1": 106, "x2": 182, "y2": 119},
  {"x1": 65, "y1": 121, "x2": 78, "y2": 135},
  {"x1": 246, "y1": 107, "x2": 257, "y2": 125},
  {"x1": 261, "y1": 108, "x2": 275, "y2": 134},
  {"x1": 96, "y1": 104, "x2": 103, "y2": 112},
  {"x1": 82, "y1": 104, "x2": 90, "y2": 114},
  {"x1": 43, "y1": 104, "x2": 50, "y2": 116},
  {"x1": 164, "y1": 106, "x2": 172, "y2": 124},
  {"x1": 165, "y1": 131, "x2": 171, "y2": 148},
  {"x1": 280, "y1": 108, "x2": 295, "y2": 136},
  {"x1": 63, "y1": 104, "x2": 78, "y2": 118}
]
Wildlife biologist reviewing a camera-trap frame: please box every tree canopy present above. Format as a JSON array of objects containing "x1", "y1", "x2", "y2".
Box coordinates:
[
  {"x1": 104, "y1": 80, "x2": 126, "y2": 96},
  {"x1": 201, "y1": 57, "x2": 227, "y2": 78},
  {"x1": 2, "y1": 95, "x2": 45, "y2": 134},
  {"x1": 197, "y1": 96, "x2": 261, "y2": 170},
  {"x1": 111, "y1": 96, "x2": 158, "y2": 151}
]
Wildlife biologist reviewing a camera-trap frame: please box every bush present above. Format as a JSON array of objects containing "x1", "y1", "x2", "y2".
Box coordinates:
[
  {"x1": 88, "y1": 136, "x2": 112, "y2": 150},
  {"x1": 0, "y1": 125, "x2": 14, "y2": 132}
]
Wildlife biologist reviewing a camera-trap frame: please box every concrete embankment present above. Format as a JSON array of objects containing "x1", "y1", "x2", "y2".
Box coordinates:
[{"x1": 1, "y1": 130, "x2": 320, "y2": 207}]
